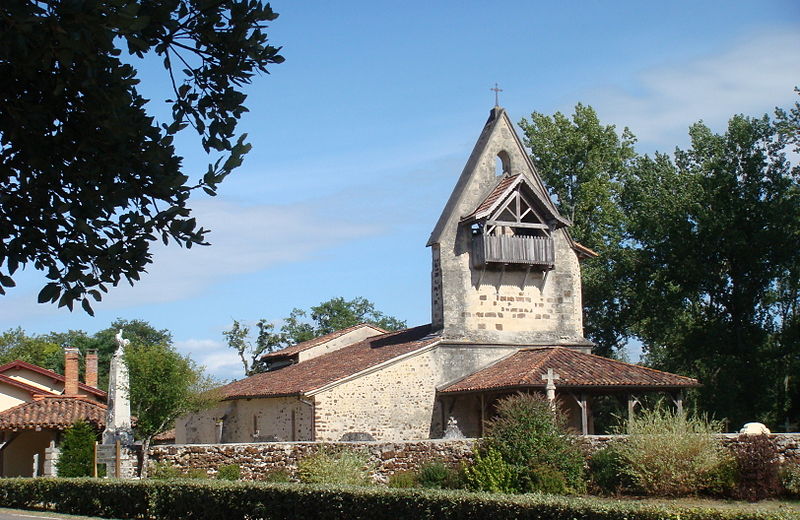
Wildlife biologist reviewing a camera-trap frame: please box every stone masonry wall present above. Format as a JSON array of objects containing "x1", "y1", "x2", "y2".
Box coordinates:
[
  {"x1": 150, "y1": 434, "x2": 800, "y2": 482},
  {"x1": 149, "y1": 440, "x2": 475, "y2": 482}
]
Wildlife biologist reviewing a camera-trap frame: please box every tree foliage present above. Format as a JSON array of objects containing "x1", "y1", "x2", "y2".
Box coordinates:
[
  {"x1": 225, "y1": 296, "x2": 407, "y2": 375},
  {"x1": 522, "y1": 93, "x2": 800, "y2": 430},
  {"x1": 0, "y1": 0, "x2": 284, "y2": 314},
  {"x1": 125, "y1": 339, "x2": 217, "y2": 477},
  {"x1": 520, "y1": 104, "x2": 637, "y2": 356}
]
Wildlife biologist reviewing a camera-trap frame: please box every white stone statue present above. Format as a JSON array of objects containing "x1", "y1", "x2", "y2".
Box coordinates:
[
  {"x1": 102, "y1": 330, "x2": 134, "y2": 445},
  {"x1": 739, "y1": 422, "x2": 771, "y2": 436},
  {"x1": 443, "y1": 416, "x2": 464, "y2": 439}
]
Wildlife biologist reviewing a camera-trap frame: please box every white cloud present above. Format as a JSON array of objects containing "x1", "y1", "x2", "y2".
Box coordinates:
[
  {"x1": 591, "y1": 29, "x2": 800, "y2": 148},
  {"x1": 90, "y1": 198, "x2": 381, "y2": 308},
  {"x1": 174, "y1": 337, "x2": 243, "y2": 381}
]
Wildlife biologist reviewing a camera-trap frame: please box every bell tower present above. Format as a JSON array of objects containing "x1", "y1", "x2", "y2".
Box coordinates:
[{"x1": 427, "y1": 107, "x2": 594, "y2": 351}]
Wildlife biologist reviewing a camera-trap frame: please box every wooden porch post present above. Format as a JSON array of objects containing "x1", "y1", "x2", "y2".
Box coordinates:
[
  {"x1": 479, "y1": 394, "x2": 486, "y2": 437},
  {"x1": 627, "y1": 393, "x2": 639, "y2": 421}
]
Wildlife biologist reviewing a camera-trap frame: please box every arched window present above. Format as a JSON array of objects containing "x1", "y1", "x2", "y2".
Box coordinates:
[{"x1": 495, "y1": 151, "x2": 510, "y2": 177}]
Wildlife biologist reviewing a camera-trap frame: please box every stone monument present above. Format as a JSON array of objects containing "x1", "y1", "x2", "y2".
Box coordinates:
[{"x1": 97, "y1": 330, "x2": 137, "y2": 477}]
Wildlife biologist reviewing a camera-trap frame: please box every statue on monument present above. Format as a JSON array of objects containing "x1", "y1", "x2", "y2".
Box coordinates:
[{"x1": 102, "y1": 330, "x2": 134, "y2": 445}]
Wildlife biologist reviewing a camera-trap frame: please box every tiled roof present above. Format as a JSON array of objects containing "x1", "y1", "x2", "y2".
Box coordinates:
[
  {"x1": 0, "y1": 397, "x2": 107, "y2": 431},
  {"x1": 261, "y1": 323, "x2": 386, "y2": 360},
  {"x1": 441, "y1": 347, "x2": 700, "y2": 393},
  {"x1": 0, "y1": 360, "x2": 107, "y2": 398},
  {"x1": 220, "y1": 324, "x2": 439, "y2": 399},
  {"x1": 462, "y1": 174, "x2": 521, "y2": 221}
]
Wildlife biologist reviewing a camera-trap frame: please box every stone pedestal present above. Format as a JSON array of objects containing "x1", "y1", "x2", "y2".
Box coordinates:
[
  {"x1": 97, "y1": 442, "x2": 139, "y2": 478},
  {"x1": 43, "y1": 441, "x2": 60, "y2": 477}
]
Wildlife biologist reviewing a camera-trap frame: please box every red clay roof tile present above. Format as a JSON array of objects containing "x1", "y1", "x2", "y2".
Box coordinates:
[
  {"x1": 441, "y1": 347, "x2": 699, "y2": 393},
  {"x1": 220, "y1": 324, "x2": 439, "y2": 399},
  {"x1": 0, "y1": 397, "x2": 107, "y2": 431}
]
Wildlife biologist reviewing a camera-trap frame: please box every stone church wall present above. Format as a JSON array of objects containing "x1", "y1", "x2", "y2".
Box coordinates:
[
  {"x1": 313, "y1": 349, "x2": 439, "y2": 441},
  {"x1": 177, "y1": 396, "x2": 312, "y2": 444}
]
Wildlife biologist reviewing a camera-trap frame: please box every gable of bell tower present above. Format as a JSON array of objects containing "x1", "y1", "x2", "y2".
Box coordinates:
[{"x1": 428, "y1": 107, "x2": 594, "y2": 350}]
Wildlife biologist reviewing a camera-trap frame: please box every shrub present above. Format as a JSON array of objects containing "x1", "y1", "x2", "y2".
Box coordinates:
[
  {"x1": 387, "y1": 470, "x2": 418, "y2": 488},
  {"x1": 528, "y1": 464, "x2": 569, "y2": 495},
  {"x1": 149, "y1": 462, "x2": 183, "y2": 480},
  {"x1": 56, "y1": 420, "x2": 97, "y2": 477},
  {"x1": 588, "y1": 443, "x2": 628, "y2": 495},
  {"x1": 781, "y1": 462, "x2": 800, "y2": 497},
  {"x1": 262, "y1": 468, "x2": 292, "y2": 483},
  {"x1": 614, "y1": 406, "x2": 728, "y2": 497},
  {"x1": 702, "y1": 454, "x2": 738, "y2": 498},
  {"x1": 0, "y1": 477, "x2": 796, "y2": 520},
  {"x1": 297, "y1": 447, "x2": 372, "y2": 486},
  {"x1": 216, "y1": 464, "x2": 241, "y2": 481},
  {"x1": 185, "y1": 468, "x2": 209, "y2": 479},
  {"x1": 729, "y1": 434, "x2": 781, "y2": 501},
  {"x1": 478, "y1": 393, "x2": 586, "y2": 493},
  {"x1": 462, "y1": 447, "x2": 515, "y2": 493},
  {"x1": 416, "y1": 461, "x2": 462, "y2": 489}
]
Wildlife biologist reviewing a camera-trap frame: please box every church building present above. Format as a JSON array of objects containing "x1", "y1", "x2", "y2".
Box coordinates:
[{"x1": 176, "y1": 106, "x2": 698, "y2": 444}]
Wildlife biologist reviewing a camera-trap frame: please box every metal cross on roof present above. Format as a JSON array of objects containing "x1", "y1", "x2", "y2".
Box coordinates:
[{"x1": 491, "y1": 83, "x2": 503, "y2": 106}]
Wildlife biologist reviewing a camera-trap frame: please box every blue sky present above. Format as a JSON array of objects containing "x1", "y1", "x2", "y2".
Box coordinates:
[{"x1": 2, "y1": 0, "x2": 799, "y2": 380}]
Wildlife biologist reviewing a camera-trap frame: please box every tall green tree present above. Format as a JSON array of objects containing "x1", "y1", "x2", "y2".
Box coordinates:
[
  {"x1": 125, "y1": 340, "x2": 216, "y2": 478},
  {"x1": 0, "y1": 0, "x2": 284, "y2": 313},
  {"x1": 625, "y1": 109, "x2": 800, "y2": 429},
  {"x1": 0, "y1": 327, "x2": 62, "y2": 371},
  {"x1": 226, "y1": 296, "x2": 407, "y2": 375},
  {"x1": 520, "y1": 104, "x2": 637, "y2": 356}
]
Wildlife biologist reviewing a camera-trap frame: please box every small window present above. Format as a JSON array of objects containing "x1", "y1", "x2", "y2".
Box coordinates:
[{"x1": 495, "y1": 151, "x2": 510, "y2": 177}]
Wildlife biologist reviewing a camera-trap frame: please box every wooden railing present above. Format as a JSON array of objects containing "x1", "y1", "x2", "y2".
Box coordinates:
[{"x1": 472, "y1": 234, "x2": 554, "y2": 267}]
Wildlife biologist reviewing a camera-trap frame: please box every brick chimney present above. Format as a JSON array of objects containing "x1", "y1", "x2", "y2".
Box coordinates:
[
  {"x1": 85, "y1": 349, "x2": 98, "y2": 388},
  {"x1": 63, "y1": 347, "x2": 80, "y2": 396}
]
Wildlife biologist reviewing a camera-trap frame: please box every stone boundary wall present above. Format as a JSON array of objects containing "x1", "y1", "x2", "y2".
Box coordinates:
[
  {"x1": 149, "y1": 440, "x2": 475, "y2": 481},
  {"x1": 148, "y1": 433, "x2": 800, "y2": 481}
]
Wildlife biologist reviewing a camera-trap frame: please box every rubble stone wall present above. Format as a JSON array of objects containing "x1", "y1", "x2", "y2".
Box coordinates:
[
  {"x1": 149, "y1": 439, "x2": 475, "y2": 481},
  {"x1": 148, "y1": 433, "x2": 800, "y2": 481}
]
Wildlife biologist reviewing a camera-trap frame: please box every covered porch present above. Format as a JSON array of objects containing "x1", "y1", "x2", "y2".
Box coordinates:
[{"x1": 437, "y1": 346, "x2": 699, "y2": 437}]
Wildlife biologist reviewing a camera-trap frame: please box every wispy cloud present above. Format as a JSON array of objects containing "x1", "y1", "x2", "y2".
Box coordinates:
[
  {"x1": 591, "y1": 29, "x2": 800, "y2": 149},
  {"x1": 0, "y1": 197, "x2": 381, "y2": 321},
  {"x1": 174, "y1": 338, "x2": 243, "y2": 381}
]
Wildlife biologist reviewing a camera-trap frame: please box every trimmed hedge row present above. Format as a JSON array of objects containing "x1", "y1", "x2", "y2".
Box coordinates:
[{"x1": 0, "y1": 478, "x2": 797, "y2": 520}]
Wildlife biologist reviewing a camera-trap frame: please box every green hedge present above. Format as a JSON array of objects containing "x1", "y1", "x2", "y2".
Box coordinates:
[{"x1": 0, "y1": 478, "x2": 796, "y2": 520}]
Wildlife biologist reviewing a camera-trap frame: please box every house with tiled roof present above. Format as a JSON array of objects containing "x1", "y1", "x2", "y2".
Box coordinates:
[
  {"x1": 177, "y1": 105, "x2": 698, "y2": 444},
  {"x1": 0, "y1": 349, "x2": 106, "y2": 476}
]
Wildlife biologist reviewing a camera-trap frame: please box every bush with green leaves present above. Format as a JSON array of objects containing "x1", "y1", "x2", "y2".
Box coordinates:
[
  {"x1": 262, "y1": 468, "x2": 292, "y2": 483},
  {"x1": 0, "y1": 477, "x2": 796, "y2": 520},
  {"x1": 462, "y1": 448, "x2": 515, "y2": 493},
  {"x1": 297, "y1": 447, "x2": 372, "y2": 486},
  {"x1": 56, "y1": 420, "x2": 97, "y2": 477},
  {"x1": 477, "y1": 393, "x2": 586, "y2": 494},
  {"x1": 416, "y1": 461, "x2": 462, "y2": 489},
  {"x1": 588, "y1": 442, "x2": 629, "y2": 495},
  {"x1": 614, "y1": 406, "x2": 729, "y2": 497},
  {"x1": 387, "y1": 470, "x2": 418, "y2": 488},
  {"x1": 216, "y1": 464, "x2": 241, "y2": 481},
  {"x1": 149, "y1": 462, "x2": 183, "y2": 480},
  {"x1": 781, "y1": 462, "x2": 800, "y2": 498}
]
